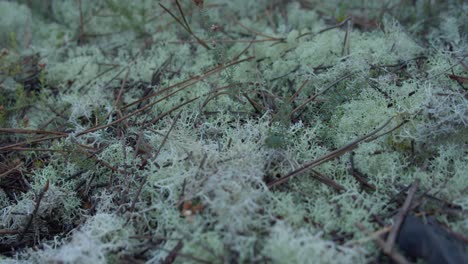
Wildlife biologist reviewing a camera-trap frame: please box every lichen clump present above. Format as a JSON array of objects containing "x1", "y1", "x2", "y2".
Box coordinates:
[{"x1": 0, "y1": 0, "x2": 466, "y2": 263}]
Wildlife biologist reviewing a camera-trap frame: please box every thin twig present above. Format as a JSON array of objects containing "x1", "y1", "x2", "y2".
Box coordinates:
[
  {"x1": 268, "y1": 117, "x2": 394, "y2": 189},
  {"x1": 17, "y1": 180, "x2": 49, "y2": 242},
  {"x1": 128, "y1": 112, "x2": 182, "y2": 216},
  {"x1": 341, "y1": 18, "x2": 352, "y2": 57},
  {"x1": 0, "y1": 128, "x2": 68, "y2": 136},
  {"x1": 385, "y1": 179, "x2": 419, "y2": 254},
  {"x1": 290, "y1": 72, "x2": 354, "y2": 118},
  {"x1": 123, "y1": 56, "x2": 254, "y2": 110},
  {"x1": 0, "y1": 162, "x2": 23, "y2": 179},
  {"x1": 347, "y1": 153, "x2": 376, "y2": 191},
  {"x1": 345, "y1": 225, "x2": 392, "y2": 246},
  {"x1": 159, "y1": 1, "x2": 210, "y2": 49},
  {"x1": 310, "y1": 169, "x2": 346, "y2": 192},
  {"x1": 356, "y1": 223, "x2": 411, "y2": 264},
  {"x1": 0, "y1": 135, "x2": 64, "y2": 152},
  {"x1": 161, "y1": 240, "x2": 184, "y2": 264},
  {"x1": 297, "y1": 17, "x2": 352, "y2": 39}
]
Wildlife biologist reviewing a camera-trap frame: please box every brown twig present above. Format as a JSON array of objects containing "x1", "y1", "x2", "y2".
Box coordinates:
[
  {"x1": 159, "y1": 1, "x2": 210, "y2": 49},
  {"x1": 142, "y1": 96, "x2": 199, "y2": 128},
  {"x1": 128, "y1": 112, "x2": 182, "y2": 216},
  {"x1": 287, "y1": 78, "x2": 310, "y2": 104},
  {"x1": 161, "y1": 240, "x2": 184, "y2": 264},
  {"x1": 268, "y1": 117, "x2": 394, "y2": 189},
  {"x1": 310, "y1": 169, "x2": 347, "y2": 192},
  {"x1": 0, "y1": 128, "x2": 68, "y2": 136},
  {"x1": 385, "y1": 179, "x2": 419, "y2": 254},
  {"x1": 297, "y1": 17, "x2": 352, "y2": 39},
  {"x1": 77, "y1": 0, "x2": 85, "y2": 45},
  {"x1": 347, "y1": 153, "x2": 377, "y2": 191},
  {"x1": 17, "y1": 180, "x2": 49, "y2": 242},
  {"x1": 123, "y1": 56, "x2": 254, "y2": 110},
  {"x1": 356, "y1": 223, "x2": 411, "y2": 264},
  {"x1": 0, "y1": 135, "x2": 64, "y2": 152},
  {"x1": 290, "y1": 72, "x2": 354, "y2": 118},
  {"x1": 0, "y1": 162, "x2": 23, "y2": 179}
]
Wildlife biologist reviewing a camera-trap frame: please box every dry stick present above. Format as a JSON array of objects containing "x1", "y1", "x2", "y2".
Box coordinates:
[
  {"x1": 347, "y1": 154, "x2": 377, "y2": 191},
  {"x1": 123, "y1": 56, "x2": 254, "y2": 110},
  {"x1": 1, "y1": 58, "x2": 252, "y2": 153},
  {"x1": 202, "y1": 86, "x2": 257, "y2": 110},
  {"x1": 123, "y1": 74, "x2": 196, "y2": 109},
  {"x1": 290, "y1": 72, "x2": 354, "y2": 118},
  {"x1": 356, "y1": 223, "x2": 411, "y2": 264},
  {"x1": 297, "y1": 17, "x2": 352, "y2": 40},
  {"x1": 0, "y1": 229, "x2": 21, "y2": 235},
  {"x1": 128, "y1": 111, "x2": 182, "y2": 216},
  {"x1": 0, "y1": 135, "x2": 63, "y2": 152},
  {"x1": 77, "y1": 0, "x2": 85, "y2": 44},
  {"x1": 159, "y1": 1, "x2": 210, "y2": 49},
  {"x1": 448, "y1": 74, "x2": 468, "y2": 84},
  {"x1": 341, "y1": 18, "x2": 352, "y2": 57},
  {"x1": 268, "y1": 117, "x2": 394, "y2": 189},
  {"x1": 110, "y1": 68, "x2": 130, "y2": 116},
  {"x1": 150, "y1": 55, "x2": 173, "y2": 86},
  {"x1": 200, "y1": 83, "x2": 243, "y2": 109},
  {"x1": 142, "y1": 96, "x2": 199, "y2": 128},
  {"x1": 105, "y1": 69, "x2": 132, "y2": 131},
  {"x1": 174, "y1": 0, "x2": 190, "y2": 32},
  {"x1": 242, "y1": 93, "x2": 265, "y2": 114},
  {"x1": 231, "y1": 41, "x2": 253, "y2": 61},
  {"x1": 234, "y1": 20, "x2": 285, "y2": 41},
  {"x1": 0, "y1": 128, "x2": 68, "y2": 136},
  {"x1": 161, "y1": 240, "x2": 184, "y2": 264},
  {"x1": 350, "y1": 169, "x2": 376, "y2": 191},
  {"x1": 345, "y1": 225, "x2": 392, "y2": 246},
  {"x1": 17, "y1": 180, "x2": 49, "y2": 242},
  {"x1": 75, "y1": 94, "x2": 167, "y2": 137},
  {"x1": 76, "y1": 64, "x2": 119, "y2": 93},
  {"x1": 75, "y1": 82, "x2": 193, "y2": 137},
  {"x1": 310, "y1": 169, "x2": 346, "y2": 192},
  {"x1": 385, "y1": 179, "x2": 419, "y2": 254},
  {"x1": 8, "y1": 147, "x2": 68, "y2": 153},
  {"x1": 287, "y1": 78, "x2": 310, "y2": 104},
  {"x1": 167, "y1": 38, "x2": 286, "y2": 45},
  {"x1": 427, "y1": 54, "x2": 467, "y2": 80},
  {"x1": 119, "y1": 133, "x2": 129, "y2": 205},
  {"x1": 0, "y1": 162, "x2": 23, "y2": 179},
  {"x1": 154, "y1": 243, "x2": 212, "y2": 264},
  {"x1": 177, "y1": 153, "x2": 208, "y2": 209},
  {"x1": 83, "y1": 149, "x2": 122, "y2": 174}
]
